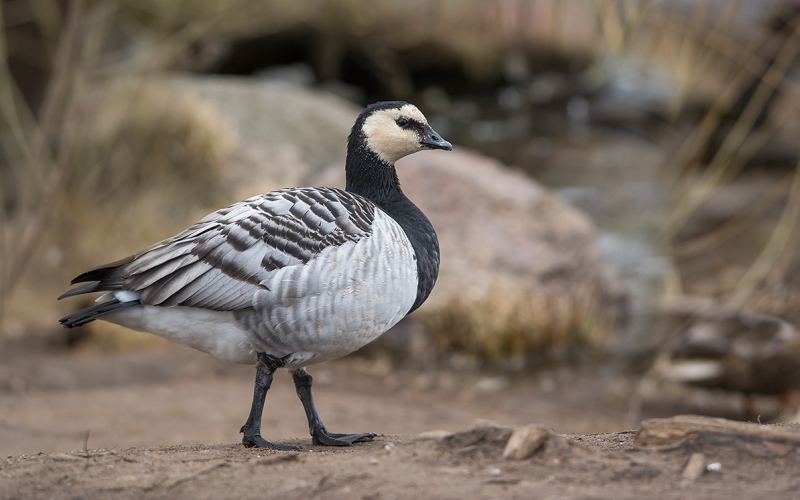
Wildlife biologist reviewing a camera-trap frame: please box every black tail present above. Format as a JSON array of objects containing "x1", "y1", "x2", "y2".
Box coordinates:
[
  {"x1": 68, "y1": 255, "x2": 133, "y2": 285},
  {"x1": 58, "y1": 255, "x2": 137, "y2": 328},
  {"x1": 59, "y1": 255, "x2": 134, "y2": 295},
  {"x1": 59, "y1": 298, "x2": 138, "y2": 328}
]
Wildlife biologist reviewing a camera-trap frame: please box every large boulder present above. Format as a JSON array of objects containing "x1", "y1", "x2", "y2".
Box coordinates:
[
  {"x1": 164, "y1": 75, "x2": 360, "y2": 198},
  {"x1": 172, "y1": 75, "x2": 627, "y2": 323}
]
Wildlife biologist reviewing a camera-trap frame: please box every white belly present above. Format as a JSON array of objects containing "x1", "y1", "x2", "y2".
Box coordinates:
[{"x1": 105, "y1": 306, "x2": 258, "y2": 364}]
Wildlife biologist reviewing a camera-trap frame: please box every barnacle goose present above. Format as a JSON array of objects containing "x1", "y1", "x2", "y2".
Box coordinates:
[{"x1": 59, "y1": 101, "x2": 451, "y2": 450}]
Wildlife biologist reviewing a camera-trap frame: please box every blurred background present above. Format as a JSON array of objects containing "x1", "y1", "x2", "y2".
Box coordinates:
[{"x1": 2, "y1": 0, "x2": 800, "y2": 456}]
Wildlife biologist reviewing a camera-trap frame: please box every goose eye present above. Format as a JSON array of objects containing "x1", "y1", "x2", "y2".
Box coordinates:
[{"x1": 396, "y1": 117, "x2": 409, "y2": 128}]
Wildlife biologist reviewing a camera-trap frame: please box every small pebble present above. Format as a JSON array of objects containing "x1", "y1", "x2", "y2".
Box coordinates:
[
  {"x1": 384, "y1": 443, "x2": 396, "y2": 452},
  {"x1": 681, "y1": 453, "x2": 706, "y2": 481},
  {"x1": 502, "y1": 425, "x2": 551, "y2": 460},
  {"x1": 707, "y1": 462, "x2": 722, "y2": 472},
  {"x1": 488, "y1": 466, "x2": 502, "y2": 476}
]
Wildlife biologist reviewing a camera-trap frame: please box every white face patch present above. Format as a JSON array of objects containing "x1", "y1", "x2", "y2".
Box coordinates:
[{"x1": 362, "y1": 104, "x2": 429, "y2": 163}]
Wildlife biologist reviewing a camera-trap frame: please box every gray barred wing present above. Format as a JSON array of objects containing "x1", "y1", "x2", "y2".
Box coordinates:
[{"x1": 118, "y1": 187, "x2": 376, "y2": 311}]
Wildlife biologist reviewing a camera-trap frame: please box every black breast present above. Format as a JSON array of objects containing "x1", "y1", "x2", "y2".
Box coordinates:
[{"x1": 381, "y1": 197, "x2": 440, "y2": 314}]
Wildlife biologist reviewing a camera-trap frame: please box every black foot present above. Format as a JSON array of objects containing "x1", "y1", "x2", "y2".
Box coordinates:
[
  {"x1": 311, "y1": 429, "x2": 377, "y2": 447},
  {"x1": 241, "y1": 426, "x2": 302, "y2": 451}
]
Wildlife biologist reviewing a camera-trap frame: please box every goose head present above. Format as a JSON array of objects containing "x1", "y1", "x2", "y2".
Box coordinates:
[{"x1": 353, "y1": 101, "x2": 452, "y2": 164}]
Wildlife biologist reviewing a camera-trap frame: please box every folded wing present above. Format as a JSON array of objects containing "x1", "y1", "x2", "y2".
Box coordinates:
[{"x1": 59, "y1": 187, "x2": 376, "y2": 316}]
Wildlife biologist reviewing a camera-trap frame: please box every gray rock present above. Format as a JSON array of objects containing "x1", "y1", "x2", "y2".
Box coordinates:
[{"x1": 165, "y1": 75, "x2": 360, "y2": 199}]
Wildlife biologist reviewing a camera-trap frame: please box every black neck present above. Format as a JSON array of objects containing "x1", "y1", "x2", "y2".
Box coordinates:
[
  {"x1": 345, "y1": 131, "x2": 440, "y2": 314},
  {"x1": 345, "y1": 139, "x2": 405, "y2": 205}
]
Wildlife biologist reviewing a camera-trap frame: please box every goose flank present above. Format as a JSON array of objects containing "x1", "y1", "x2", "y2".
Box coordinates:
[{"x1": 58, "y1": 101, "x2": 452, "y2": 450}]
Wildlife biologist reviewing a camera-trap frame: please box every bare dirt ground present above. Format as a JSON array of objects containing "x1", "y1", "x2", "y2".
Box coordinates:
[{"x1": 2, "y1": 335, "x2": 800, "y2": 499}]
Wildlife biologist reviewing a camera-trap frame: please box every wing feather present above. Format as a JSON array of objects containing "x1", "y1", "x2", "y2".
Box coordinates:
[
  {"x1": 140, "y1": 261, "x2": 215, "y2": 305},
  {"x1": 126, "y1": 250, "x2": 202, "y2": 290},
  {"x1": 63, "y1": 187, "x2": 377, "y2": 312}
]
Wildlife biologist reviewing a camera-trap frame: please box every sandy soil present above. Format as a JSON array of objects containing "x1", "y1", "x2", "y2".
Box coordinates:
[{"x1": 1, "y1": 337, "x2": 799, "y2": 499}]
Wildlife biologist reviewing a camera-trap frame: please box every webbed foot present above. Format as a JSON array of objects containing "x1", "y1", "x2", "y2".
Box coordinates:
[
  {"x1": 241, "y1": 426, "x2": 302, "y2": 450},
  {"x1": 311, "y1": 429, "x2": 376, "y2": 447}
]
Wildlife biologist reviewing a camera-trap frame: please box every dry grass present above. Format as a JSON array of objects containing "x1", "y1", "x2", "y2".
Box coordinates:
[{"x1": 422, "y1": 284, "x2": 614, "y2": 368}]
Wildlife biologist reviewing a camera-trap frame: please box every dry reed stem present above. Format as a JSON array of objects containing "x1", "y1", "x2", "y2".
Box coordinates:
[
  {"x1": 733, "y1": 161, "x2": 800, "y2": 297},
  {"x1": 667, "y1": 12, "x2": 800, "y2": 236},
  {"x1": 671, "y1": 171, "x2": 793, "y2": 259},
  {"x1": 0, "y1": 0, "x2": 86, "y2": 328},
  {"x1": 665, "y1": 13, "x2": 780, "y2": 187}
]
